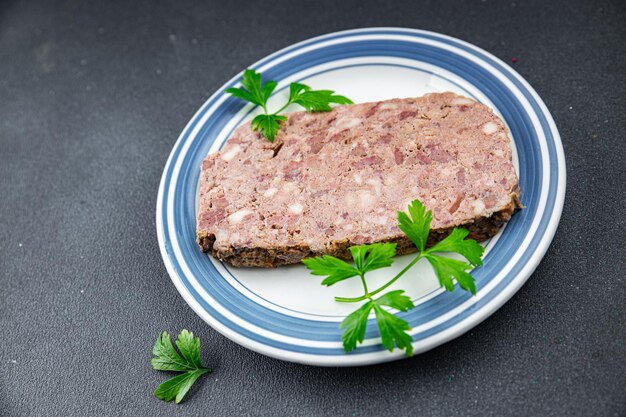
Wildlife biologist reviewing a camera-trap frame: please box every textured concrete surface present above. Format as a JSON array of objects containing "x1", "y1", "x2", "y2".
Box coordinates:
[{"x1": 1, "y1": 0, "x2": 625, "y2": 416}]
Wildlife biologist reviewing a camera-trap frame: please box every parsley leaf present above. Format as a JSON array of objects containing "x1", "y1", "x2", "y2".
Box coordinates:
[
  {"x1": 339, "y1": 300, "x2": 374, "y2": 352},
  {"x1": 224, "y1": 87, "x2": 258, "y2": 106},
  {"x1": 175, "y1": 328, "x2": 204, "y2": 369},
  {"x1": 152, "y1": 330, "x2": 211, "y2": 404},
  {"x1": 289, "y1": 82, "x2": 353, "y2": 112},
  {"x1": 373, "y1": 305, "x2": 413, "y2": 356},
  {"x1": 225, "y1": 69, "x2": 267, "y2": 108},
  {"x1": 349, "y1": 243, "x2": 397, "y2": 274},
  {"x1": 152, "y1": 331, "x2": 194, "y2": 372},
  {"x1": 226, "y1": 69, "x2": 353, "y2": 141},
  {"x1": 304, "y1": 242, "x2": 396, "y2": 286},
  {"x1": 397, "y1": 199, "x2": 432, "y2": 252},
  {"x1": 337, "y1": 290, "x2": 415, "y2": 355},
  {"x1": 427, "y1": 228, "x2": 484, "y2": 266},
  {"x1": 287, "y1": 82, "x2": 309, "y2": 102},
  {"x1": 154, "y1": 369, "x2": 211, "y2": 404},
  {"x1": 239, "y1": 69, "x2": 263, "y2": 101},
  {"x1": 375, "y1": 289, "x2": 415, "y2": 312},
  {"x1": 424, "y1": 254, "x2": 477, "y2": 294},
  {"x1": 251, "y1": 114, "x2": 287, "y2": 142},
  {"x1": 306, "y1": 198, "x2": 486, "y2": 355},
  {"x1": 260, "y1": 80, "x2": 278, "y2": 104},
  {"x1": 374, "y1": 291, "x2": 415, "y2": 355},
  {"x1": 302, "y1": 255, "x2": 359, "y2": 286}
]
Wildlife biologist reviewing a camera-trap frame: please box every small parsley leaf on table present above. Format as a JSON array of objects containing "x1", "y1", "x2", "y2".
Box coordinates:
[
  {"x1": 152, "y1": 330, "x2": 211, "y2": 404},
  {"x1": 154, "y1": 370, "x2": 211, "y2": 404}
]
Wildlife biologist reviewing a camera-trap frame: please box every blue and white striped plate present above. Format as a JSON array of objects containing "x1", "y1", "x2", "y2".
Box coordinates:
[{"x1": 156, "y1": 28, "x2": 565, "y2": 366}]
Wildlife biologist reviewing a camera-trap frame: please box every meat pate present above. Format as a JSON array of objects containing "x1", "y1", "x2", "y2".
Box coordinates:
[{"x1": 197, "y1": 92, "x2": 521, "y2": 267}]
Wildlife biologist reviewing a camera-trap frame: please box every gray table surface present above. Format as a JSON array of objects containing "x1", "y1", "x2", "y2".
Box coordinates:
[{"x1": 2, "y1": 0, "x2": 625, "y2": 416}]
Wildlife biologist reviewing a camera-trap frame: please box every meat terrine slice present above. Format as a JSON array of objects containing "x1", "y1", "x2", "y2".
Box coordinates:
[{"x1": 197, "y1": 92, "x2": 521, "y2": 267}]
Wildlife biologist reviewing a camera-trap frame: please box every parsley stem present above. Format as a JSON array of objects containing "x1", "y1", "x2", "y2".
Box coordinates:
[
  {"x1": 273, "y1": 99, "x2": 294, "y2": 115},
  {"x1": 335, "y1": 253, "x2": 423, "y2": 303},
  {"x1": 359, "y1": 273, "x2": 371, "y2": 300}
]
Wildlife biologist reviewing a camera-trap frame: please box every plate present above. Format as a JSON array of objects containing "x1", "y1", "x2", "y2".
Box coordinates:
[{"x1": 156, "y1": 28, "x2": 565, "y2": 366}]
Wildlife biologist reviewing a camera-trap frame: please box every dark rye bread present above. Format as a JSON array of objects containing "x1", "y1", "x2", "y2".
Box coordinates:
[{"x1": 197, "y1": 92, "x2": 521, "y2": 267}]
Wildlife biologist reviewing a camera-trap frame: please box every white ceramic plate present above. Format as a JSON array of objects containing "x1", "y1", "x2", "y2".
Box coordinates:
[{"x1": 156, "y1": 28, "x2": 565, "y2": 366}]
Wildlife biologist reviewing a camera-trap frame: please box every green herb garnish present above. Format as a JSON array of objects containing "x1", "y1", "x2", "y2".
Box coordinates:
[
  {"x1": 226, "y1": 69, "x2": 353, "y2": 142},
  {"x1": 152, "y1": 330, "x2": 212, "y2": 404},
  {"x1": 303, "y1": 199, "x2": 484, "y2": 355}
]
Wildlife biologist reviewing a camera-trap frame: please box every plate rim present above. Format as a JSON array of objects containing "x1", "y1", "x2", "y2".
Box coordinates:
[{"x1": 156, "y1": 27, "x2": 566, "y2": 366}]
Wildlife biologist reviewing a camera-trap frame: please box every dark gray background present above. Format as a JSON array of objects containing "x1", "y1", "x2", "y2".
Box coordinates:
[{"x1": 1, "y1": 0, "x2": 625, "y2": 416}]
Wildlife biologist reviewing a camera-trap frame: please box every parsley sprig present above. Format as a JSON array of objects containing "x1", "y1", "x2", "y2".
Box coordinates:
[
  {"x1": 303, "y1": 199, "x2": 485, "y2": 355},
  {"x1": 152, "y1": 330, "x2": 212, "y2": 404},
  {"x1": 226, "y1": 69, "x2": 353, "y2": 142}
]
